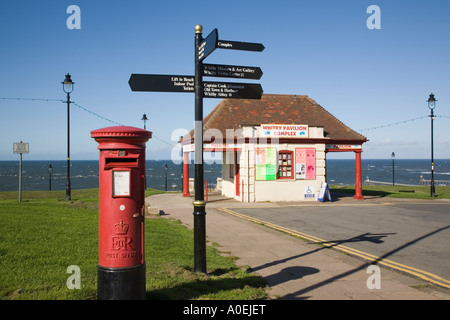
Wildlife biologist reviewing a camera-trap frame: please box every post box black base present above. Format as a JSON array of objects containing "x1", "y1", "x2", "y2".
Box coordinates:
[{"x1": 97, "y1": 264, "x2": 146, "y2": 300}]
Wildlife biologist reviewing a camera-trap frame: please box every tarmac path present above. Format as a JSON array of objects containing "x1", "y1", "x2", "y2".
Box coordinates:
[
  {"x1": 146, "y1": 193, "x2": 450, "y2": 299},
  {"x1": 225, "y1": 201, "x2": 450, "y2": 288},
  {"x1": 221, "y1": 200, "x2": 450, "y2": 290}
]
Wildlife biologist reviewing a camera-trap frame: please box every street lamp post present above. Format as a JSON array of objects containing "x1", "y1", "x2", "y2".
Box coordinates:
[
  {"x1": 141, "y1": 114, "x2": 149, "y2": 190},
  {"x1": 427, "y1": 93, "x2": 437, "y2": 197},
  {"x1": 164, "y1": 164, "x2": 168, "y2": 191},
  {"x1": 48, "y1": 164, "x2": 53, "y2": 191},
  {"x1": 391, "y1": 152, "x2": 395, "y2": 186},
  {"x1": 141, "y1": 114, "x2": 148, "y2": 130},
  {"x1": 62, "y1": 73, "x2": 74, "y2": 201}
]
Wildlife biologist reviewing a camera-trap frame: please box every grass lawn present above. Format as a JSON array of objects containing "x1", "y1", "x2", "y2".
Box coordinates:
[
  {"x1": 330, "y1": 185, "x2": 450, "y2": 199},
  {"x1": 0, "y1": 189, "x2": 267, "y2": 300}
]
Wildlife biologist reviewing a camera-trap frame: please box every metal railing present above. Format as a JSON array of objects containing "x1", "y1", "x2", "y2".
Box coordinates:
[
  {"x1": 364, "y1": 178, "x2": 450, "y2": 187},
  {"x1": 419, "y1": 179, "x2": 450, "y2": 187}
]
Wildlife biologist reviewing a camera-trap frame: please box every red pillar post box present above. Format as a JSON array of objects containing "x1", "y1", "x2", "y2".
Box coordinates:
[{"x1": 91, "y1": 126, "x2": 152, "y2": 300}]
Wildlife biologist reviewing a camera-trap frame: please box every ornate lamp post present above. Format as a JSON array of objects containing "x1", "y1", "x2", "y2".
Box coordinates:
[
  {"x1": 62, "y1": 73, "x2": 74, "y2": 201},
  {"x1": 427, "y1": 93, "x2": 436, "y2": 197}
]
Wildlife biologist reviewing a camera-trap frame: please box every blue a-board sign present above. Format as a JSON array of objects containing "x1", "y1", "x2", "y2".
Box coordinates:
[{"x1": 318, "y1": 182, "x2": 332, "y2": 202}]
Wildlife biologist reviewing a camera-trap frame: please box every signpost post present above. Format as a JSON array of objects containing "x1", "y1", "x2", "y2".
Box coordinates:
[
  {"x1": 129, "y1": 25, "x2": 264, "y2": 273},
  {"x1": 13, "y1": 141, "x2": 29, "y2": 202},
  {"x1": 193, "y1": 25, "x2": 206, "y2": 273}
]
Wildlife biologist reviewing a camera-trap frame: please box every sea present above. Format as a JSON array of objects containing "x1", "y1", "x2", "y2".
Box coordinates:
[{"x1": 1, "y1": 159, "x2": 450, "y2": 192}]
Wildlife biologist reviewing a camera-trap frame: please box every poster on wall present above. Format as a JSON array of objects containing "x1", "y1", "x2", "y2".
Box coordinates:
[
  {"x1": 255, "y1": 147, "x2": 277, "y2": 180},
  {"x1": 295, "y1": 148, "x2": 316, "y2": 180}
]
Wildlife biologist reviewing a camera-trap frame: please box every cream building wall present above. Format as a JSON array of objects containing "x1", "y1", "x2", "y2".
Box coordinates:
[{"x1": 221, "y1": 126, "x2": 327, "y2": 202}]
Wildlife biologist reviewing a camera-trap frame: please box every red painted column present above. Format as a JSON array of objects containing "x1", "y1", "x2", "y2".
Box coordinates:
[
  {"x1": 183, "y1": 152, "x2": 191, "y2": 197},
  {"x1": 354, "y1": 150, "x2": 364, "y2": 200},
  {"x1": 235, "y1": 163, "x2": 240, "y2": 197}
]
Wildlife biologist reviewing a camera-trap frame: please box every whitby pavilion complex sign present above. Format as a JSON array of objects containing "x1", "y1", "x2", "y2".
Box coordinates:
[{"x1": 261, "y1": 124, "x2": 309, "y2": 138}]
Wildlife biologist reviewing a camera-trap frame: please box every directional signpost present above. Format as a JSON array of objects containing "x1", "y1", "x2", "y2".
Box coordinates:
[
  {"x1": 197, "y1": 28, "x2": 218, "y2": 62},
  {"x1": 129, "y1": 74, "x2": 195, "y2": 93},
  {"x1": 129, "y1": 74, "x2": 262, "y2": 99},
  {"x1": 196, "y1": 28, "x2": 265, "y2": 61},
  {"x1": 216, "y1": 40, "x2": 265, "y2": 52},
  {"x1": 203, "y1": 81, "x2": 262, "y2": 99},
  {"x1": 129, "y1": 25, "x2": 264, "y2": 273},
  {"x1": 203, "y1": 64, "x2": 263, "y2": 80}
]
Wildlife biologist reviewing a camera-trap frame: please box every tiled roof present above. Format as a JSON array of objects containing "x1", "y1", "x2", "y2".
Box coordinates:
[{"x1": 184, "y1": 94, "x2": 367, "y2": 143}]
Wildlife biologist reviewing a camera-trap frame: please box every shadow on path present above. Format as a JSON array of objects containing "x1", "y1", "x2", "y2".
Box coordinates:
[{"x1": 254, "y1": 225, "x2": 450, "y2": 299}]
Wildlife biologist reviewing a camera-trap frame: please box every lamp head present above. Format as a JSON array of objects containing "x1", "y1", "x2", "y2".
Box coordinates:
[
  {"x1": 427, "y1": 93, "x2": 437, "y2": 110},
  {"x1": 62, "y1": 73, "x2": 74, "y2": 93}
]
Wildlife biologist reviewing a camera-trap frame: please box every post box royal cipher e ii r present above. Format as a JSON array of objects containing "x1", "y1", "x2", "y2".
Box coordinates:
[{"x1": 91, "y1": 126, "x2": 152, "y2": 300}]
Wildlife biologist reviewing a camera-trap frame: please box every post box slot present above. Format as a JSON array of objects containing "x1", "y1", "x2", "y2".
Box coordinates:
[{"x1": 105, "y1": 157, "x2": 138, "y2": 168}]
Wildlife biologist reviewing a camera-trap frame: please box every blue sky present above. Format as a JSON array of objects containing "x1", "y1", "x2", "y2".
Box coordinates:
[{"x1": 1, "y1": 0, "x2": 449, "y2": 161}]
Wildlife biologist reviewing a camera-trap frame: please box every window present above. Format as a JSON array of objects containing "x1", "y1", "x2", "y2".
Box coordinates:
[{"x1": 278, "y1": 150, "x2": 293, "y2": 179}]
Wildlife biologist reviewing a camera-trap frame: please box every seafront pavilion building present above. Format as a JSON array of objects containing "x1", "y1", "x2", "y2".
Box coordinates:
[{"x1": 181, "y1": 94, "x2": 368, "y2": 202}]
